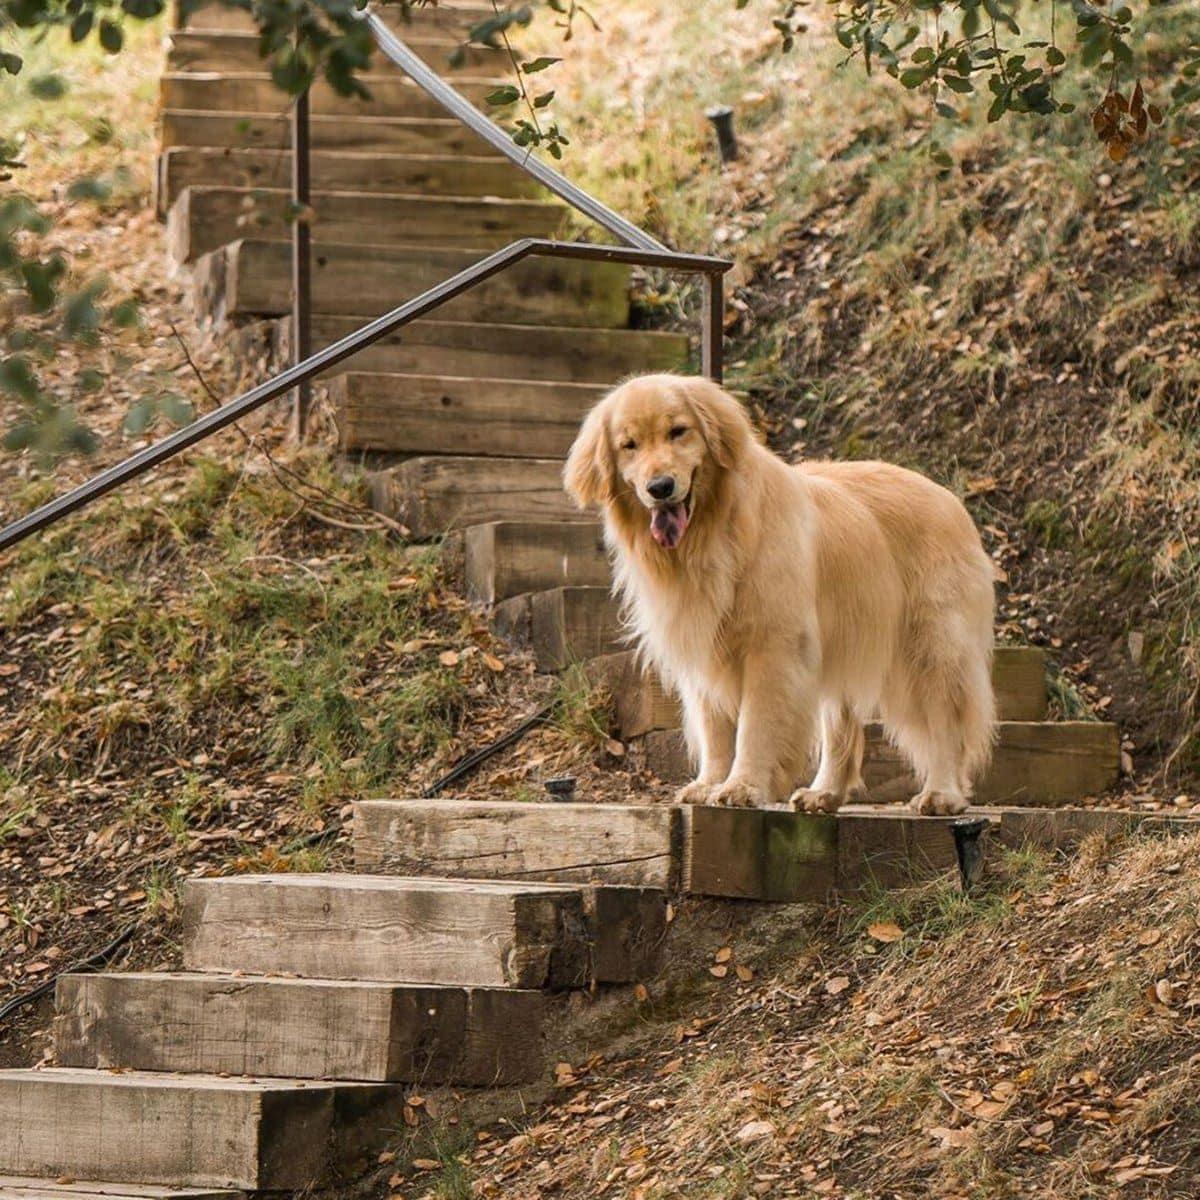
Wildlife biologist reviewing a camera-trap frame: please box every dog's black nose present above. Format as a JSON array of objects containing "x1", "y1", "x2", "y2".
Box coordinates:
[{"x1": 647, "y1": 475, "x2": 676, "y2": 501}]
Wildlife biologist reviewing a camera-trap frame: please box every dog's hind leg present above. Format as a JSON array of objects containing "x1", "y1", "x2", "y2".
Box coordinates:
[
  {"x1": 887, "y1": 631, "x2": 994, "y2": 816},
  {"x1": 674, "y1": 691, "x2": 736, "y2": 804},
  {"x1": 789, "y1": 701, "x2": 866, "y2": 813}
]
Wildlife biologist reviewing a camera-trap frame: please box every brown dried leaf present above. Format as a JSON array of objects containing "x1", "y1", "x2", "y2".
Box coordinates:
[
  {"x1": 714, "y1": 946, "x2": 733, "y2": 963},
  {"x1": 825, "y1": 975, "x2": 851, "y2": 995},
  {"x1": 867, "y1": 921, "x2": 903, "y2": 943}
]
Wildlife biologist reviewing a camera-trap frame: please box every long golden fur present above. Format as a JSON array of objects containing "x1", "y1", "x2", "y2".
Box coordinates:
[{"x1": 563, "y1": 373, "x2": 996, "y2": 814}]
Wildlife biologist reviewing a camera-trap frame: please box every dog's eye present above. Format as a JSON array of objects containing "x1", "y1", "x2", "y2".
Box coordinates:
[
  {"x1": 668, "y1": 425, "x2": 688, "y2": 440},
  {"x1": 620, "y1": 439, "x2": 637, "y2": 452}
]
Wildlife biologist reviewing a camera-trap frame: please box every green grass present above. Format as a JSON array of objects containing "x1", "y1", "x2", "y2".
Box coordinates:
[{"x1": 2, "y1": 457, "x2": 472, "y2": 805}]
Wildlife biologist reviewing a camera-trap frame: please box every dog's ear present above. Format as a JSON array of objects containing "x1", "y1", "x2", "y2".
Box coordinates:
[
  {"x1": 684, "y1": 378, "x2": 753, "y2": 470},
  {"x1": 563, "y1": 400, "x2": 616, "y2": 509}
]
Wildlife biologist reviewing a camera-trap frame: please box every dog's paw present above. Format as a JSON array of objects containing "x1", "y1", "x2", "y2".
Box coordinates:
[
  {"x1": 709, "y1": 780, "x2": 767, "y2": 809},
  {"x1": 789, "y1": 788, "x2": 844, "y2": 814},
  {"x1": 909, "y1": 789, "x2": 969, "y2": 816},
  {"x1": 675, "y1": 780, "x2": 719, "y2": 806}
]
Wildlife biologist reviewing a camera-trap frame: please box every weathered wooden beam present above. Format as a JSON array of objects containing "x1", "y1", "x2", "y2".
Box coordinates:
[
  {"x1": 182, "y1": 873, "x2": 593, "y2": 989},
  {"x1": 454, "y1": 520, "x2": 609, "y2": 605},
  {"x1": 278, "y1": 315, "x2": 687, "y2": 384},
  {"x1": 167, "y1": 30, "x2": 501, "y2": 72},
  {"x1": 492, "y1": 585, "x2": 623, "y2": 671},
  {"x1": 54, "y1": 971, "x2": 543, "y2": 1085},
  {"x1": 681, "y1": 806, "x2": 839, "y2": 901},
  {"x1": 168, "y1": 186, "x2": 566, "y2": 263},
  {"x1": 0, "y1": 1181, "x2": 236, "y2": 1200},
  {"x1": 353, "y1": 798, "x2": 681, "y2": 890},
  {"x1": 368, "y1": 456, "x2": 577, "y2": 539},
  {"x1": 0, "y1": 1068, "x2": 402, "y2": 1190},
  {"x1": 160, "y1": 110, "x2": 498, "y2": 156},
  {"x1": 329, "y1": 372, "x2": 602, "y2": 457},
  {"x1": 159, "y1": 72, "x2": 501, "y2": 119},
  {"x1": 192, "y1": 239, "x2": 631, "y2": 325}
]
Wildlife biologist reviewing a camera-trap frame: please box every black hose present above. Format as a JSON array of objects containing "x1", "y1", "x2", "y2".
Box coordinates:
[
  {"x1": 0, "y1": 921, "x2": 137, "y2": 1026},
  {"x1": 421, "y1": 703, "x2": 554, "y2": 797}
]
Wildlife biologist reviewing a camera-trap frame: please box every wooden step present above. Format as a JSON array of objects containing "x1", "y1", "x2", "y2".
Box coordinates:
[
  {"x1": 157, "y1": 148, "x2": 541, "y2": 215},
  {"x1": 0, "y1": 1069, "x2": 400, "y2": 1190},
  {"x1": 54, "y1": 971, "x2": 541, "y2": 1085},
  {"x1": 354, "y1": 799, "x2": 682, "y2": 889},
  {"x1": 451, "y1": 520, "x2": 609, "y2": 605},
  {"x1": 160, "y1": 110, "x2": 497, "y2": 156},
  {"x1": 331, "y1": 372, "x2": 602, "y2": 457},
  {"x1": 167, "y1": 29, "x2": 502, "y2": 72},
  {"x1": 863, "y1": 719, "x2": 1120, "y2": 805},
  {"x1": 274, "y1": 315, "x2": 688, "y2": 384},
  {"x1": 193, "y1": 239, "x2": 631, "y2": 325},
  {"x1": 178, "y1": 0, "x2": 494, "y2": 33},
  {"x1": 0, "y1": 1181, "x2": 236, "y2": 1200},
  {"x1": 641, "y1": 719, "x2": 1121, "y2": 806},
  {"x1": 367, "y1": 456, "x2": 576, "y2": 538},
  {"x1": 493, "y1": 585, "x2": 622, "y2": 671},
  {"x1": 598, "y1": 645, "x2": 1048, "y2": 741},
  {"x1": 167, "y1": 186, "x2": 566, "y2": 263},
  {"x1": 159, "y1": 71, "x2": 502, "y2": 119},
  {"x1": 181, "y1": 873, "x2": 663, "y2": 986}
]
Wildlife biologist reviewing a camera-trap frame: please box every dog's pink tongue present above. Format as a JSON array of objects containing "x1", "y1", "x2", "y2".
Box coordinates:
[{"x1": 650, "y1": 502, "x2": 689, "y2": 549}]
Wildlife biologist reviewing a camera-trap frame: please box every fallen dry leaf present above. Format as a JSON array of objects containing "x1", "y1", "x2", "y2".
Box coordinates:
[
  {"x1": 825, "y1": 975, "x2": 851, "y2": 995},
  {"x1": 867, "y1": 921, "x2": 903, "y2": 943},
  {"x1": 736, "y1": 1119, "x2": 774, "y2": 1143}
]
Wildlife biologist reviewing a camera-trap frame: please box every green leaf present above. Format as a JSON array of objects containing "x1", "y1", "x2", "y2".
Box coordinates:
[
  {"x1": 943, "y1": 74, "x2": 974, "y2": 93},
  {"x1": 78, "y1": 368, "x2": 106, "y2": 393},
  {"x1": 532, "y1": 89, "x2": 554, "y2": 108},
  {"x1": 28, "y1": 72, "x2": 67, "y2": 99},
  {"x1": 69, "y1": 10, "x2": 92, "y2": 41},
  {"x1": 98, "y1": 17, "x2": 123, "y2": 52},
  {"x1": 3, "y1": 421, "x2": 38, "y2": 452},
  {"x1": 1046, "y1": 46, "x2": 1066, "y2": 67},
  {"x1": 67, "y1": 174, "x2": 112, "y2": 202},
  {"x1": 0, "y1": 52, "x2": 22, "y2": 75},
  {"x1": 20, "y1": 256, "x2": 66, "y2": 312},
  {"x1": 123, "y1": 397, "x2": 155, "y2": 436},
  {"x1": 158, "y1": 392, "x2": 195, "y2": 427},
  {"x1": 0, "y1": 355, "x2": 40, "y2": 402},
  {"x1": 65, "y1": 286, "x2": 104, "y2": 341},
  {"x1": 522, "y1": 55, "x2": 561, "y2": 73},
  {"x1": 485, "y1": 84, "x2": 520, "y2": 106},
  {"x1": 121, "y1": 0, "x2": 162, "y2": 16},
  {"x1": 109, "y1": 298, "x2": 139, "y2": 328}
]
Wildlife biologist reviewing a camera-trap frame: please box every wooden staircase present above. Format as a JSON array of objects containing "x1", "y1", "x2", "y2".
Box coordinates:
[{"x1": 0, "y1": 4, "x2": 1139, "y2": 1194}]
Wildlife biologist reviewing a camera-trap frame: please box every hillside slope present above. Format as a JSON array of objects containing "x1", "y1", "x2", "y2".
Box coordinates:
[{"x1": 537, "y1": 0, "x2": 1200, "y2": 788}]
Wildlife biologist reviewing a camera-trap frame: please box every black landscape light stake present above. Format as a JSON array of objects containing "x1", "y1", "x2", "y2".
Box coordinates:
[
  {"x1": 706, "y1": 105, "x2": 739, "y2": 164},
  {"x1": 950, "y1": 817, "x2": 991, "y2": 892},
  {"x1": 544, "y1": 776, "x2": 577, "y2": 802}
]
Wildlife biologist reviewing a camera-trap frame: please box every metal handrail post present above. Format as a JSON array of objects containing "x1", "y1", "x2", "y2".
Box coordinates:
[
  {"x1": 291, "y1": 81, "x2": 313, "y2": 438},
  {"x1": 702, "y1": 270, "x2": 725, "y2": 384}
]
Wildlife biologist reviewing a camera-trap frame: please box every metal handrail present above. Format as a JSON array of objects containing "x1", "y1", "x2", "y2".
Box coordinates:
[
  {"x1": 360, "y1": 8, "x2": 666, "y2": 254},
  {"x1": 0, "y1": 240, "x2": 731, "y2": 554}
]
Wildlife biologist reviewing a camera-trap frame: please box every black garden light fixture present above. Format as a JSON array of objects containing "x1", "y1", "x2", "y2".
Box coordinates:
[
  {"x1": 706, "y1": 105, "x2": 739, "y2": 164},
  {"x1": 951, "y1": 816, "x2": 991, "y2": 892},
  {"x1": 544, "y1": 776, "x2": 578, "y2": 802}
]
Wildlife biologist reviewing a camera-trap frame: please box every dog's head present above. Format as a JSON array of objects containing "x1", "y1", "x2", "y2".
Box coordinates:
[{"x1": 563, "y1": 374, "x2": 754, "y2": 550}]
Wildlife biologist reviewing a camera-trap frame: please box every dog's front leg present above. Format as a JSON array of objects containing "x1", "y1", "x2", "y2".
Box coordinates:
[
  {"x1": 710, "y1": 647, "x2": 816, "y2": 809},
  {"x1": 674, "y1": 692, "x2": 735, "y2": 805}
]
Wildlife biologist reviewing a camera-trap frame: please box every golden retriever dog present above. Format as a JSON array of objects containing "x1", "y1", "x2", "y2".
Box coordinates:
[{"x1": 563, "y1": 373, "x2": 996, "y2": 815}]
